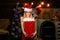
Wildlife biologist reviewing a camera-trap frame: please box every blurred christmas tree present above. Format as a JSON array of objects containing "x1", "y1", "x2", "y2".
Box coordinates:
[{"x1": 8, "y1": 2, "x2": 22, "y2": 40}]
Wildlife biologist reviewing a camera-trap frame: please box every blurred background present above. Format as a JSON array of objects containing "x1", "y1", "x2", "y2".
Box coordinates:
[{"x1": 0, "y1": 0, "x2": 60, "y2": 40}]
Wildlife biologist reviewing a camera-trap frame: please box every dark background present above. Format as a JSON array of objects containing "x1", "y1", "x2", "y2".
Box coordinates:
[{"x1": 0, "y1": 0, "x2": 60, "y2": 18}]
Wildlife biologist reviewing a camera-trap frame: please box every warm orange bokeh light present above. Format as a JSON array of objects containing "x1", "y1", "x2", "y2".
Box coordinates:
[
  {"x1": 47, "y1": 3, "x2": 50, "y2": 7},
  {"x1": 38, "y1": 5, "x2": 42, "y2": 7},
  {"x1": 31, "y1": 2, "x2": 34, "y2": 5},
  {"x1": 36, "y1": 4, "x2": 42, "y2": 8},
  {"x1": 41, "y1": 2, "x2": 44, "y2": 5}
]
